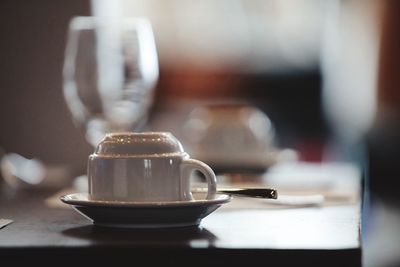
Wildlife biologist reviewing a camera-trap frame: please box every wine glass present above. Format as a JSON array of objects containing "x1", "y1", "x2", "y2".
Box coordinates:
[{"x1": 63, "y1": 16, "x2": 159, "y2": 147}]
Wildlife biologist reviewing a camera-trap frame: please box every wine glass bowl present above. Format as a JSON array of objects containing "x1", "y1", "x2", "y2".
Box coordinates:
[{"x1": 63, "y1": 16, "x2": 159, "y2": 147}]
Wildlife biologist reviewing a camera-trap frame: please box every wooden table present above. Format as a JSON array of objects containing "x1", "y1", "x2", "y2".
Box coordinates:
[{"x1": 0, "y1": 163, "x2": 362, "y2": 266}]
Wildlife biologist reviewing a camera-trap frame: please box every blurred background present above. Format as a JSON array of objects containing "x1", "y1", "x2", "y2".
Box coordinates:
[{"x1": 0, "y1": 0, "x2": 399, "y2": 266}]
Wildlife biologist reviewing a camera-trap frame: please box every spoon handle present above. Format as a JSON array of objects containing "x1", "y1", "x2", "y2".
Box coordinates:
[
  {"x1": 193, "y1": 187, "x2": 278, "y2": 199},
  {"x1": 217, "y1": 188, "x2": 278, "y2": 199}
]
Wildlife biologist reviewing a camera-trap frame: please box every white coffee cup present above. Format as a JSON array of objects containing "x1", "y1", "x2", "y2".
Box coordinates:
[{"x1": 88, "y1": 132, "x2": 217, "y2": 202}]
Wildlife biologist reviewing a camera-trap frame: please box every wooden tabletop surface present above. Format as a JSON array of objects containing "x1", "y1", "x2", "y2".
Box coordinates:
[{"x1": 0, "y1": 173, "x2": 362, "y2": 267}]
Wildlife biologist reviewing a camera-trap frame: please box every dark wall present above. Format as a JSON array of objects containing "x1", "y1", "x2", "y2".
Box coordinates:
[
  {"x1": 368, "y1": 0, "x2": 400, "y2": 200},
  {"x1": 0, "y1": 0, "x2": 91, "y2": 173}
]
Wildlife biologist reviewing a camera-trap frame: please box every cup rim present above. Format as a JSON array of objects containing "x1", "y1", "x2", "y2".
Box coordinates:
[
  {"x1": 90, "y1": 151, "x2": 190, "y2": 158},
  {"x1": 103, "y1": 131, "x2": 173, "y2": 138},
  {"x1": 93, "y1": 131, "x2": 187, "y2": 156}
]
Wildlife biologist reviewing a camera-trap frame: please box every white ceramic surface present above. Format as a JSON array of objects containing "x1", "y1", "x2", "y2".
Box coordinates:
[
  {"x1": 88, "y1": 132, "x2": 217, "y2": 202},
  {"x1": 60, "y1": 192, "x2": 231, "y2": 228}
]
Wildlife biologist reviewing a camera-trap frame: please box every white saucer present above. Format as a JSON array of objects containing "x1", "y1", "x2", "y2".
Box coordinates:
[{"x1": 60, "y1": 192, "x2": 231, "y2": 228}]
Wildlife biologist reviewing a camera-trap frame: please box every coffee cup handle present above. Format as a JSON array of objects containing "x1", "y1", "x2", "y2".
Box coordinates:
[{"x1": 180, "y1": 159, "x2": 217, "y2": 200}]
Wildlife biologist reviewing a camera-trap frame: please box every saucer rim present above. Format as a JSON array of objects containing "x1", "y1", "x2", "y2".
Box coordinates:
[
  {"x1": 60, "y1": 192, "x2": 231, "y2": 208},
  {"x1": 91, "y1": 221, "x2": 201, "y2": 229}
]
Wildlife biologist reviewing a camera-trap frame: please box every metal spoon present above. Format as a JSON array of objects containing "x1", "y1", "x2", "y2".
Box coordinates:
[
  {"x1": 193, "y1": 187, "x2": 278, "y2": 199},
  {"x1": 192, "y1": 187, "x2": 326, "y2": 206}
]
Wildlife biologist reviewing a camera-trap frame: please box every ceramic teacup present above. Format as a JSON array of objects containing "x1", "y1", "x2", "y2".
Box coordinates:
[{"x1": 88, "y1": 132, "x2": 217, "y2": 202}]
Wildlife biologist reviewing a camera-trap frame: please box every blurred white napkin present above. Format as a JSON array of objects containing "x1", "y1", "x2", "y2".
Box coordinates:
[
  {"x1": 217, "y1": 161, "x2": 361, "y2": 208},
  {"x1": 0, "y1": 219, "x2": 13, "y2": 229}
]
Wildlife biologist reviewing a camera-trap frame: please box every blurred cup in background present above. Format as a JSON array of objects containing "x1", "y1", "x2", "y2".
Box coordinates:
[{"x1": 183, "y1": 104, "x2": 279, "y2": 173}]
